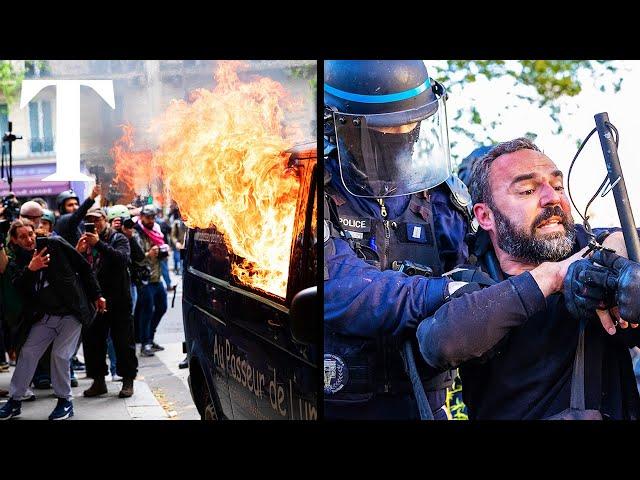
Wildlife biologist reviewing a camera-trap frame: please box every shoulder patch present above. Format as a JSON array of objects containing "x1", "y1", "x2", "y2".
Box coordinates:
[
  {"x1": 324, "y1": 354, "x2": 349, "y2": 395},
  {"x1": 445, "y1": 174, "x2": 474, "y2": 226},
  {"x1": 445, "y1": 174, "x2": 472, "y2": 209}
]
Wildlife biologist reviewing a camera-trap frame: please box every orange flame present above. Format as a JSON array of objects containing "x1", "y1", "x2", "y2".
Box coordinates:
[
  {"x1": 110, "y1": 124, "x2": 156, "y2": 203},
  {"x1": 113, "y1": 61, "x2": 304, "y2": 298}
]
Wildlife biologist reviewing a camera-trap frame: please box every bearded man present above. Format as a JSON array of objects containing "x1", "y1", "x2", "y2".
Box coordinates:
[{"x1": 416, "y1": 137, "x2": 640, "y2": 420}]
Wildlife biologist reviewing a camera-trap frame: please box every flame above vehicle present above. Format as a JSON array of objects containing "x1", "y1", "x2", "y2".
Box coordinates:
[
  {"x1": 110, "y1": 123, "x2": 157, "y2": 203},
  {"x1": 112, "y1": 61, "x2": 305, "y2": 298}
]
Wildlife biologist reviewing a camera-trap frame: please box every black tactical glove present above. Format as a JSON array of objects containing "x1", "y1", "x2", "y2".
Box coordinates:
[
  {"x1": 564, "y1": 258, "x2": 617, "y2": 321},
  {"x1": 591, "y1": 249, "x2": 640, "y2": 323}
]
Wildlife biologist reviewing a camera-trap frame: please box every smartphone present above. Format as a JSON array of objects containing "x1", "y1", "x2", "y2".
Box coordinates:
[
  {"x1": 84, "y1": 222, "x2": 96, "y2": 234},
  {"x1": 0, "y1": 219, "x2": 10, "y2": 236},
  {"x1": 36, "y1": 236, "x2": 48, "y2": 252}
]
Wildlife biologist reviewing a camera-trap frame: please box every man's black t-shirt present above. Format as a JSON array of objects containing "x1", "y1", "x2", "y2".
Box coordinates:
[{"x1": 460, "y1": 291, "x2": 640, "y2": 419}]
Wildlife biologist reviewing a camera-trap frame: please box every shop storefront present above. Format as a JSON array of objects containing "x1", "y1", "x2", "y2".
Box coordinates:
[{"x1": 0, "y1": 162, "x2": 88, "y2": 210}]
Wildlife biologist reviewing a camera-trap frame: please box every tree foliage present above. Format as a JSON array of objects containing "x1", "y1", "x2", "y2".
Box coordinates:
[
  {"x1": 0, "y1": 60, "x2": 50, "y2": 107},
  {"x1": 0, "y1": 60, "x2": 25, "y2": 107},
  {"x1": 431, "y1": 60, "x2": 623, "y2": 161},
  {"x1": 288, "y1": 64, "x2": 317, "y2": 98}
]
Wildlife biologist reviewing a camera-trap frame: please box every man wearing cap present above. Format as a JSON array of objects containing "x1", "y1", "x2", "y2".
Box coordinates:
[
  {"x1": 76, "y1": 206, "x2": 138, "y2": 398},
  {"x1": 134, "y1": 205, "x2": 168, "y2": 358}
]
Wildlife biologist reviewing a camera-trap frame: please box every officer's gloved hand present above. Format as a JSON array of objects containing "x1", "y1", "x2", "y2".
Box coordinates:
[
  {"x1": 591, "y1": 249, "x2": 640, "y2": 324},
  {"x1": 563, "y1": 258, "x2": 617, "y2": 322}
]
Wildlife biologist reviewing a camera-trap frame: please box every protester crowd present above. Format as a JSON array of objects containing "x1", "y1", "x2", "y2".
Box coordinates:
[{"x1": 0, "y1": 185, "x2": 186, "y2": 420}]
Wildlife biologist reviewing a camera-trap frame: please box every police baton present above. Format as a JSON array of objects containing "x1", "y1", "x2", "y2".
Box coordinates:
[{"x1": 594, "y1": 113, "x2": 640, "y2": 262}]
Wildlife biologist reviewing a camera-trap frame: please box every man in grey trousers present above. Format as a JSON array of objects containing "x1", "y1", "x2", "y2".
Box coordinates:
[{"x1": 0, "y1": 219, "x2": 106, "y2": 420}]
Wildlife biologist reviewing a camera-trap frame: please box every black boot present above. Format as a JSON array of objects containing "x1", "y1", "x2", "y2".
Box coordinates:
[{"x1": 178, "y1": 356, "x2": 188, "y2": 369}]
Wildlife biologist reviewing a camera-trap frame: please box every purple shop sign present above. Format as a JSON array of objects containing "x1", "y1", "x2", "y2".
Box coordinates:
[
  {"x1": 10, "y1": 164, "x2": 57, "y2": 177},
  {"x1": 0, "y1": 178, "x2": 70, "y2": 197}
]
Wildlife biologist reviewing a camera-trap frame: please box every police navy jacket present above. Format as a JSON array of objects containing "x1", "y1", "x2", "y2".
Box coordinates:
[
  {"x1": 416, "y1": 225, "x2": 640, "y2": 419},
  {"x1": 324, "y1": 151, "x2": 468, "y2": 338},
  {"x1": 326, "y1": 237, "x2": 450, "y2": 337}
]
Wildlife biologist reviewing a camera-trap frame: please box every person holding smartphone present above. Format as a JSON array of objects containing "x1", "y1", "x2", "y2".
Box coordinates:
[
  {"x1": 76, "y1": 206, "x2": 137, "y2": 399},
  {"x1": 0, "y1": 219, "x2": 105, "y2": 420}
]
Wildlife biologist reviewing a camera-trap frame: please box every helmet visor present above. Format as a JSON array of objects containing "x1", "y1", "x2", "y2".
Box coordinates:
[{"x1": 333, "y1": 95, "x2": 451, "y2": 198}]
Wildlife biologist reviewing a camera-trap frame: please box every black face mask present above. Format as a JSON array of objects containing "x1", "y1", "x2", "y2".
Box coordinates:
[
  {"x1": 368, "y1": 127, "x2": 420, "y2": 183},
  {"x1": 336, "y1": 121, "x2": 426, "y2": 198}
]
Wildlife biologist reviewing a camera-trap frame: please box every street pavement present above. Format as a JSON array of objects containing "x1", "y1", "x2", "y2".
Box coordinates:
[{"x1": 0, "y1": 268, "x2": 200, "y2": 421}]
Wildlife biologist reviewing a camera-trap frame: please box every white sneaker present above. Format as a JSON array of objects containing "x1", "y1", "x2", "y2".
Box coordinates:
[{"x1": 111, "y1": 374, "x2": 123, "y2": 382}]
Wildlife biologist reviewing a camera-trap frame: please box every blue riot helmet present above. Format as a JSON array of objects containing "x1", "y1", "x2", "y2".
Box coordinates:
[{"x1": 324, "y1": 60, "x2": 452, "y2": 199}]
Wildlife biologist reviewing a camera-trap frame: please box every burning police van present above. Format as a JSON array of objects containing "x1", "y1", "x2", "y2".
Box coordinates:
[
  {"x1": 106, "y1": 60, "x2": 318, "y2": 420},
  {"x1": 182, "y1": 142, "x2": 317, "y2": 420}
]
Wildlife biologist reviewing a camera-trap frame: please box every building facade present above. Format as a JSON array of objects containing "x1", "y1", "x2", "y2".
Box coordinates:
[{"x1": 1, "y1": 60, "x2": 316, "y2": 210}]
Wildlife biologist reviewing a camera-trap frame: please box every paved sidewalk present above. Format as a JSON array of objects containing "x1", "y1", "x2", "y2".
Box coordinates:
[
  {"x1": 0, "y1": 269, "x2": 197, "y2": 420},
  {"x1": 0, "y1": 366, "x2": 168, "y2": 420}
]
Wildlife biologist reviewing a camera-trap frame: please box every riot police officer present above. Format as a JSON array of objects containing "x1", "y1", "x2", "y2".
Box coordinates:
[{"x1": 324, "y1": 60, "x2": 473, "y2": 420}]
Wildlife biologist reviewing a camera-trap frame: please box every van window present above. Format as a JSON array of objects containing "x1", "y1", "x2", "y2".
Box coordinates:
[
  {"x1": 188, "y1": 226, "x2": 232, "y2": 283},
  {"x1": 187, "y1": 163, "x2": 307, "y2": 300}
]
